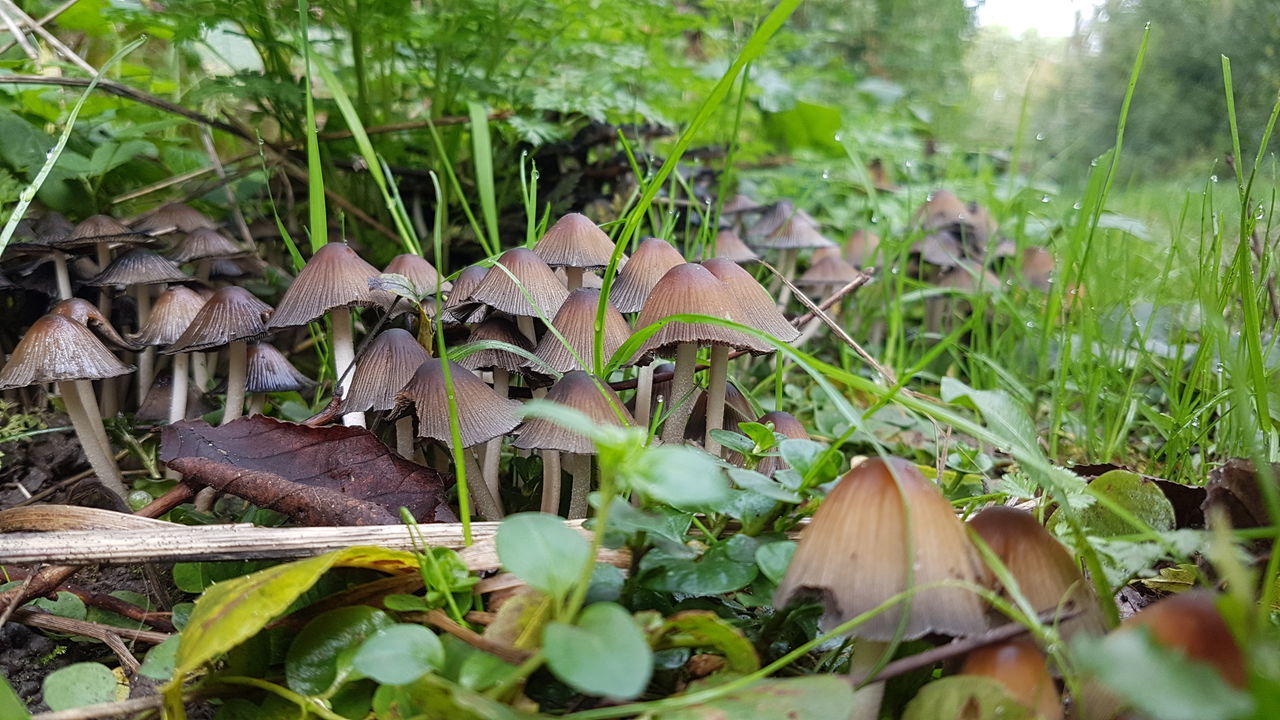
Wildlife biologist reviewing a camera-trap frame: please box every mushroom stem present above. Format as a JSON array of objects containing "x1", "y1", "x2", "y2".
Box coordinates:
[
  {"x1": 634, "y1": 363, "x2": 654, "y2": 431},
  {"x1": 52, "y1": 253, "x2": 72, "y2": 300},
  {"x1": 848, "y1": 641, "x2": 889, "y2": 720},
  {"x1": 659, "y1": 342, "x2": 698, "y2": 444},
  {"x1": 394, "y1": 417, "x2": 415, "y2": 458},
  {"x1": 247, "y1": 393, "x2": 266, "y2": 416},
  {"x1": 481, "y1": 368, "x2": 509, "y2": 504},
  {"x1": 222, "y1": 340, "x2": 247, "y2": 424},
  {"x1": 331, "y1": 307, "x2": 365, "y2": 428},
  {"x1": 75, "y1": 380, "x2": 113, "y2": 461},
  {"x1": 775, "y1": 248, "x2": 798, "y2": 309},
  {"x1": 464, "y1": 446, "x2": 503, "y2": 521},
  {"x1": 564, "y1": 267, "x2": 584, "y2": 292},
  {"x1": 539, "y1": 450, "x2": 562, "y2": 515},
  {"x1": 516, "y1": 315, "x2": 537, "y2": 345},
  {"x1": 95, "y1": 244, "x2": 112, "y2": 317},
  {"x1": 567, "y1": 453, "x2": 591, "y2": 519},
  {"x1": 191, "y1": 352, "x2": 210, "y2": 391},
  {"x1": 134, "y1": 285, "x2": 153, "y2": 407},
  {"x1": 703, "y1": 345, "x2": 730, "y2": 456},
  {"x1": 58, "y1": 379, "x2": 127, "y2": 498},
  {"x1": 168, "y1": 353, "x2": 190, "y2": 423}
]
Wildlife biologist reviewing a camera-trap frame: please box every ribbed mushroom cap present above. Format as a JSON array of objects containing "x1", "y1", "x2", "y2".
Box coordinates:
[
  {"x1": 798, "y1": 250, "x2": 861, "y2": 289},
  {"x1": 969, "y1": 506, "x2": 1100, "y2": 634},
  {"x1": 342, "y1": 328, "x2": 430, "y2": 413},
  {"x1": 34, "y1": 213, "x2": 74, "y2": 244},
  {"x1": 168, "y1": 228, "x2": 243, "y2": 263},
  {"x1": 86, "y1": 248, "x2": 192, "y2": 286},
  {"x1": 845, "y1": 230, "x2": 880, "y2": 267},
  {"x1": 959, "y1": 638, "x2": 1063, "y2": 720},
  {"x1": 244, "y1": 342, "x2": 314, "y2": 394},
  {"x1": 0, "y1": 314, "x2": 134, "y2": 389},
  {"x1": 774, "y1": 456, "x2": 988, "y2": 640},
  {"x1": 632, "y1": 263, "x2": 772, "y2": 361},
  {"x1": 685, "y1": 380, "x2": 754, "y2": 443},
  {"x1": 467, "y1": 248, "x2": 569, "y2": 318},
  {"x1": 55, "y1": 215, "x2": 150, "y2": 249},
  {"x1": 914, "y1": 232, "x2": 965, "y2": 267},
  {"x1": 915, "y1": 190, "x2": 969, "y2": 231},
  {"x1": 458, "y1": 317, "x2": 533, "y2": 375},
  {"x1": 754, "y1": 213, "x2": 836, "y2": 250},
  {"x1": 513, "y1": 370, "x2": 632, "y2": 454},
  {"x1": 713, "y1": 229, "x2": 759, "y2": 264},
  {"x1": 532, "y1": 288, "x2": 631, "y2": 373},
  {"x1": 268, "y1": 242, "x2": 387, "y2": 329},
  {"x1": 385, "y1": 254, "x2": 451, "y2": 295},
  {"x1": 1120, "y1": 590, "x2": 1247, "y2": 689},
  {"x1": 130, "y1": 285, "x2": 207, "y2": 347},
  {"x1": 133, "y1": 203, "x2": 217, "y2": 235},
  {"x1": 937, "y1": 266, "x2": 1002, "y2": 293},
  {"x1": 720, "y1": 193, "x2": 763, "y2": 215},
  {"x1": 610, "y1": 237, "x2": 685, "y2": 313},
  {"x1": 165, "y1": 286, "x2": 272, "y2": 353},
  {"x1": 533, "y1": 213, "x2": 617, "y2": 269},
  {"x1": 442, "y1": 265, "x2": 489, "y2": 324},
  {"x1": 754, "y1": 410, "x2": 809, "y2": 476},
  {"x1": 49, "y1": 298, "x2": 138, "y2": 351},
  {"x1": 702, "y1": 258, "x2": 799, "y2": 343},
  {"x1": 394, "y1": 359, "x2": 521, "y2": 447},
  {"x1": 747, "y1": 200, "x2": 817, "y2": 241}
]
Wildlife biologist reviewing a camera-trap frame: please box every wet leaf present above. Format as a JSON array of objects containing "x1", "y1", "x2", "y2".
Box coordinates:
[
  {"x1": 729, "y1": 468, "x2": 801, "y2": 503},
  {"x1": 652, "y1": 676, "x2": 855, "y2": 719},
  {"x1": 1050, "y1": 469, "x2": 1175, "y2": 537},
  {"x1": 642, "y1": 535, "x2": 759, "y2": 596},
  {"x1": 138, "y1": 636, "x2": 179, "y2": 681},
  {"x1": 286, "y1": 606, "x2": 394, "y2": 695},
  {"x1": 543, "y1": 602, "x2": 653, "y2": 699},
  {"x1": 754, "y1": 541, "x2": 796, "y2": 584}
]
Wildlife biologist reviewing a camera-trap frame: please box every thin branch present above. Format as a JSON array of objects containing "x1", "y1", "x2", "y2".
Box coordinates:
[
  {"x1": 0, "y1": 0, "x2": 96, "y2": 75},
  {"x1": 0, "y1": 3, "x2": 39, "y2": 62},
  {"x1": 12, "y1": 607, "x2": 171, "y2": 645},
  {"x1": 312, "y1": 109, "x2": 514, "y2": 143},
  {"x1": 31, "y1": 695, "x2": 165, "y2": 720},
  {"x1": 109, "y1": 149, "x2": 260, "y2": 204},
  {"x1": 0, "y1": 0, "x2": 78, "y2": 56},
  {"x1": 200, "y1": 127, "x2": 257, "y2": 250}
]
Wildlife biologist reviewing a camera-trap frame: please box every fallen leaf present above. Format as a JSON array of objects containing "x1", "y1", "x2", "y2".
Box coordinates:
[
  {"x1": 161, "y1": 416, "x2": 455, "y2": 524},
  {"x1": 1204, "y1": 459, "x2": 1280, "y2": 535},
  {"x1": 1073, "y1": 462, "x2": 1206, "y2": 528}
]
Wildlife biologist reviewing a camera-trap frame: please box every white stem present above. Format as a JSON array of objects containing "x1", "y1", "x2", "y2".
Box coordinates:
[
  {"x1": 133, "y1": 284, "x2": 153, "y2": 409},
  {"x1": 53, "y1": 252, "x2": 71, "y2": 300},
  {"x1": 540, "y1": 450, "x2": 562, "y2": 515},
  {"x1": 168, "y1": 353, "x2": 190, "y2": 424},
  {"x1": 247, "y1": 393, "x2": 266, "y2": 416},
  {"x1": 97, "y1": 377, "x2": 119, "y2": 419},
  {"x1": 775, "y1": 249, "x2": 798, "y2": 309},
  {"x1": 332, "y1": 307, "x2": 365, "y2": 427},
  {"x1": 567, "y1": 453, "x2": 591, "y2": 519},
  {"x1": 660, "y1": 343, "x2": 698, "y2": 444},
  {"x1": 76, "y1": 379, "x2": 112, "y2": 461},
  {"x1": 194, "y1": 487, "x2": 217, "y2": 513},
  {"x1": 634, "y1": 363, "x2": 654, "y2": 430},
  {"x1": 191, "y1": 352, "x2": 210, "y2": 391},
  {"x1": 464, "y1": 446, "x2": 503, "y2": 521},
  {"x1": 704, "y1": 345, "x2": 729, "y2": 455},
  {"x1": 59, "y1": 380, "x2": 126, "y2": 498},
  {"x1": 847, "y1": 641, "x2": 889, "y2": 720},
  {"x1": 395, "y1": 417, "x2": 416, "y2": 458},
  {"x1": 516, "y1": 314, "x2": 536, "y2": 344},
  {"x1": 481, "y1": 369, "x2": 509, "y2": 504},
  {"x1": 95, "y1": 244, "x2": 112, "y2": 317},
  {"x1": 222, "y1": 340, "x2": 246, "y2": 424},
  {"x1": 565, "y1": 266, "x2": 584, "y2": 292}
]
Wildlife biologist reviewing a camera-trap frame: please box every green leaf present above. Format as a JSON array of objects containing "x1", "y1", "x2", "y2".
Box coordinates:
[
  {"x1": 286, "y1": 606, "x2": 394, "y2": 695},
  {"x1": 642, "y1": 535, "x2": 759, "y2": 595},
  {"x1": 901, "y1": 676, "x2": 1035, "y2": 720},
  {"x1": 496, "y1": 512, "x2": 590, "y2": 600},
  {"x1": 0, "y1": 674, "x2": 29, "y2": 720},
  {"x1": 651, "y1": 610, "x2": 760, "y2": 674},
  {"x1": 42, "y1": 663, "x2": 119, "y2": 711},
  {"x1": 652, "y1": 676, "x2": 856, "y2": 719},
  {"x1": 30, "y1": 590, "x2": 86, "y2": 620},
  {"x1": 940, "y1": 378, "x2": 1041, "y2": 459},
  {"x1": 631, "y1": 445, "x2": 731, "y2": 509},
  {"x1": 729, "y1": 468, "x2": 801, "y2": 503},
  {"x1": 468, "y1": 102, "x2": 499, "y2": 253},
  {"x1": 709, "y1": 429, "x2": 757, "y2": 455},
  {"x1": 1049, "y1": 470, "x2": 1175, "y2": 538},
  {"x1": 739, "y1": 421, "x2": 780, "y2": 452},
  {"x1": 373, "y1": 672, "x2": 531, "y2": 720},
  {"x1": 755, "y1": 541, "x2": 796, "y2": 584},
  {"x1": 138, "y1": 636, "x2": 180, "y2": 681},
  {"x1": 544, "y1": 602, "x2": 653, "y2": 699},
  {"x1": 87, "y1": 139, "x2": 153, "y2": 177},
  {"x1": 353, "y1": 624, "x2": 445, "y2": 686}
]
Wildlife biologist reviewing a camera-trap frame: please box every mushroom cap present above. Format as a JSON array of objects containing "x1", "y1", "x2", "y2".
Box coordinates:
[
  {"x1": 385, "y1": 254, "x2": 451, "y2": 296},
  {"x1": 133, "y1": 203, "x2": 217, "y2": 235},
  {"x1": 774, "y1": 456, "x2": 988, "y2": 640},
  {"x1": 533, "y1": 213, "x2": 618, "y2": 269},
  {"x1": 609, "y1": 237, "x2": 686, "y2": 313},
  {"x1": 267, "y1": 242, "x2": 388, "y2": 329},
  {"x1": 244, "y1": 342, "x2": 314, "y2": 394},
  {"x1": 0, "y1": 314, "x2": 134, "y2": 389},
  {"x1": 168, "y1": 228, "x2": 244, "y2": 263},
  {"x1": 753, "y1": 213, "x2": 836, "y2": 250},
  {"x1": 442, "y1": 265, "x2": 489, "y2": 324},
  {"x1": 747, "y1": 200, "x2": 820, "y2": 243},
  {"x1": 754, "y1": 410, "x2": 809, "y2": 477},
  {"x1": 798, "y1": 250, "x2": 861, "y2": 289},
  {"x1": 1020, "y1": 247, "x2": 1054, "y2": 292},
  {"x1": 394, "y1": 359, "x2": 522, "y2": 447},
  {"x1": 130, "y1": 285, "x2": 208, "y2": 347},
  {"x1": 702, "y1": 258, "x2": 800, "y2": 343},
  {"x1": 913, "y1": 232, "x2": 965, "y2": 267},
  {"x1": 532, "y1": 288, "x2": 631, "y2": 374},
  {"x1": 458, "y1": 317, "x2": 533, "y2": 375},
  {"x1": 720, "y1": 193, "x2": 763, "y2": 215},
  {"x1": 959, "y1": 638, "x2": 1063, "y2": 720},
  {"x1": 845, "y1": 230, "x2": 880, "y2": 268},
  {"x1": 466, "y1": 248, "x2": 569, "y2": 318},
  {"x1": 632, "y1": 263, "x2": 772, "y2": 361},
  {"x1": 1120, "y1": 590, "x2": 1247, "y2": 689},
  {"x1": 342, "y1": 328, "x2": 430, "y2": 413},
  {"x1": 165, "y1": 286, "x2": 272, "y2": 353},
  {"x1": 937, "y1": 266, "x2": 1002, "y2": 293},
  {"x1": 713, "y1": 229, "x2": 759, "y2": 264},
  {"x1": 914, "y1": 190, "x2": 970, "y2": 231},
  {"x1": 86, "y1": 248, "x2": 192, "y2": 286},
  {"x1": 49, "y1": 298, "x2": 139, "y2": 351},
  {"x1": 34, "y1": 213, "x2": 74, "y2": 244},
  {"x1": 513, "y1": 370, "x2": 633, "y2": 454},
  {"x1": 55, "y1": 215, "x2": 151, "y2": 249}
]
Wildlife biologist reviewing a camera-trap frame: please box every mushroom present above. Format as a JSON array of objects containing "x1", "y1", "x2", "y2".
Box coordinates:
[
  {"x1": 531, "y1": 288, "x2": 631, "y2": 375},
  {"x1": 797, "y1": 248, "x2": 860, "y2": 296},
  {"x1": 394, "y1": 358, "x2": 521, "y2": 520},
  {"x1": 958, "y1": 638, "x2": 1062, "y2": 720},
  {"x1": 713, "y1": 228, "x2": 759, "y2": 264},
  {"x1": 514, "y1": 370, "x2": 633, "y2": 518},
  {"x1": 465, "y1": 248, "x2": 569, "y2": 342},
  {"x1": 441, "y1": 265, "x2": 490, "y2": 325},
  {"x1": 167, "y1": 228, "x2": 245, "y2": 281},
  {"x1": 719, "y1": 193, "x2": 763, "y2": 217},
  {"x1": 58, "y1": 215, "x2": 152, "y2": 315},
  {"x1": 385, "y1": 253, "x2": 451, "y2": 320},
  {"x1": 130, "y1": 285, "x2": 207, "y2": 423},
  {"x1": 532, "y1": 212, "x2": 618, "y2": 291},
  {"x1": 844, "y1": 230, "x2": 880, "y2": 268},
  {"x1": 609, "y1": 237, "x2": 685, "y2": 314},
  {"x1": 750, "y1": 209, "x2": 835, "y2": 309},
  {"x1": 0, "y1": 314, "x2": 134, "y2": 497},
  {"x1": 267, "y1": 241, "x2": 388, "y2": 428},
  {"x1": 458, "y1": 317, "x2": 536, "y2": 501},
  {"x1": 343, "y1": 328, "x2": 430, "y2": 458},
  {"x1": 774, "y1": 456, "x2": 988, "y2": 720},
  {"x1": 6, "y1": 213, "x2": 75, "y2": 298},
  {"x1": 243, "y1": 342, "x2": 314, "y2": 415},
  {"x1": 164, "y1": 286, "x2": 272, "y2": 424},
  {"x1": 132, "y1": 202, "x2": 216, "y2": 235}
]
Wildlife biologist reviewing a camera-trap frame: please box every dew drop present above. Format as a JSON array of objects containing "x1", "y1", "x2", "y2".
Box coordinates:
[
  {"x1": 1034, "y1": 132, "x2": 1046, "y2": 141},
  {"x1": 1210, "y1": 174, "x2": 1219, "y2": 182},
  {"x1": 1039, "y1": 195, "x2": 1050, "y2": 203},
  {"x1": 1072, "y1": 202, "x2": 1083, "y2": 210}
]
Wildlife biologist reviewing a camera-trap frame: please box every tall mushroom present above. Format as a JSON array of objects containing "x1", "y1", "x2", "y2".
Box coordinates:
[
  {"x1": 441, "y1": 265, "x2": 490, "y2": 325},
  {"x1": 164, "y1": 286, "x2": 272, "y2": 425},
  {"x1": 532, "y1": 212, "x2": 618, "y2": 291},
  {"x1": 267, "y1": 241, "x2": 387, "y2": 427},
  {"x1": 531, "y1": 288, "x2": 631, "y2": 374},
  {"x1": 130, "y1": 285, "x2": 207, "y2": 423},
  {"x1": 958, "y1": 638, "x2": 1062, "y2": 720},
  {"x1": 343, "y1": 328, "x2": 430, "y2": 458},
  {"x1": 167, "y1": 228, "x2": 245, "y2": 282},
  {"x1": 133, "y1": 202, "x2": 216, "y2": 235},
  {"x1": 609, "y1": 238, "x2": 685, "y2": 428},
  {"x1": 465, "y1": 248, "x2": 569, "y2": 343},
  {"x1": 0, "y1": 315, "x2": 134, "y2": 497},
  {"x1": 58, "y1": 215, "x2": 153, "y2": 314},
  {"x1": 774, "y1": 456, "x2": 988, "y2": 720}
]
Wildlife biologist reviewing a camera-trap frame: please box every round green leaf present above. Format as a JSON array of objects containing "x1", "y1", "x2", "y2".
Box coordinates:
[
  {"x1": 285, "y1": 606, "x2": 394, "y2": 695},
  {"x1": 138, "y1": 636, "x2": 180, "y2": 681},
  {"x1": 352, "y1": 624, "x2": 445, "y2": 685},
  {"x1": 1050, "y1": 470, "x2": 1176, "y2": 538},
  {"x1": 496, "y1": 512, "x2": 589, "y2": 600},
  {"x1": 42, "y1": 662, "x2": 119, "y2": 711},
  {"x1": 543, "y1": 602, "x2": 653, "y2": 699},
  {"x1": 642, "y1": 538, "x2": 759, "y2": 596},
  {"x1": 755, "y1": 541, "x2": 796, "y2": 584},
  {"x1": 632, "y1": 446, "x2": 731, "y2": 509}
]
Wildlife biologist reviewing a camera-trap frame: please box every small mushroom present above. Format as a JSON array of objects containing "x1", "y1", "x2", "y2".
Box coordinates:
[
  {"x1": 165, "y1": 286, "x2": 272, "y2": 424},
  {"x1": 344, "y1": 328, "x2": 430, "y2": 458},
  {"x1": 713, "y1": 228, "x2": 759, "y2": 264},
  {"x1": 531, "y1": 288, "x2": 631, "y2": 375},
  {"x1": 243, "y1": 342, "x2": 314, "y2": 415},
  {"x1": 130, "y1": 285, "x2": 206, "y2": 423},
  {"x1": 532, "y1": 212, "x2": 619, "y2": 291},
  {"x1": 609, "y1": 237, "x2": 685, "y2": 314},
  {"x1": 466, "y1": 248, "x2": 569, "y2": 342},
  {"x1": 133, "y1": 202, "x2": 216, "y2": 235},
  {"x1": 749, "y1": 206, "x2": 835, "y2": 308},
  {"x1": 441, "y1": 265, "x2": 490, "y2": 325}
]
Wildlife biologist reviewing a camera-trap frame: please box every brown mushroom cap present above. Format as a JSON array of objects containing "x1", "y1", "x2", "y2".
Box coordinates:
[
  {"x1": 268, "y1": 242, "x2": 387, "y2": 329},
  {"x1": 713, "y1": 229, "x2": 759, "y2": 264},
  {"x1": 720, "y1": 193, "x2": 763, "y2": 215},
  {"x1": 0, "y1": 314, "x2": 134, "y2": 389},
  {"x1": 385, "y1": 254, "x2": 451, "y2": 296},
  {"x1": 49, "y1": 298, "x2": 139, "y2": 351},
  {"x1": 702, "y1": 258, "x2": 800, "y2": 343},
  {"x1": 914, "y1": 190, "x2": 969, "y2": 231},
  {"x1": 458, "y1": 317, "x2": 534, "y2": 375},
  {"x1": 753, "y1": 213, "x2": 836, "y2": 250},
  {"x1": 532, "y1": 288, "x2": 631, "y2": 373},
  {"x1": 753, "y1": 410, "x2": 809, "y2": 476},
  {"x1": 959, "y1": 638, "x2": 1063, "y2": 720},
  {"x1": 86, "y1": 248, "x2": 192, "y2": 286},
  {"x1": 244, "y1": 342, "x2": 314, "y2": 394},
  {"x1": 609, "y1": 237, "x2": 686, "y2": 313},
  {"x1": 774, "y1": 456, "x2": 988, "y2": 640},
  {"x1": 442, "y1": 265, "x2": 489, "y2": 324},
  {"x1": 798, "y1": 249, "x2": 861, "y2": 290},
  {"x1": 342, "y1": 328, "x2": 431, "y2": 413},
  {"x1": 54, "y1": 215, "x2": 151, "y2": 249},
  {"x1": 466, "y1": 248, "x2": 569, "y2": 319},
  {"x1": 165, "y1": 286, "x2": 272, "y2": 353},
  {"x1": 168, "y1": 228, "x2": 244, "y2": 263},
  {"x1": 1120, "y1": 590, "x2": 1247, "y2": 689},
  {"x1": 130, "y1": 285, "x2": 208, "y2": 347},
  {"x1": 747, "y1": 200, "x2": 820, "y2": 243},
  {"x1": 394, "y1": 358, "x2": 522, "y2": 447},
  {"x1": 632, "y1": 263, "x2": 772, "y2": 362},
  {"x1": 133, "y1": 203, "x2": 217, "y2": 235},
  {"x1": 513, "y1": 370, "x2": 633, "y2": 454},
  {"x1": 533, "y1": 212, "x2": 618, "y2": 269},
  {"x1": 845, "y1": 230, "x2": 880, "y2": 268}
]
